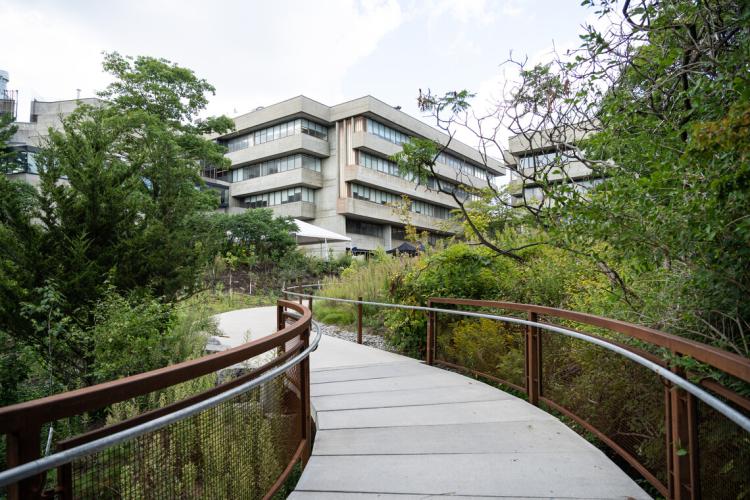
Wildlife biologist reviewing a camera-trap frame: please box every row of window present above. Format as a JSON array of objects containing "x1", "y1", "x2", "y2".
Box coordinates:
[
  {"x1": 350, "y1": 183, "x2": 450, "y2": 219},
  {"x1": 245, "y1": 187, "x2": 315, "y2": 208},
  {"x1": 518, "y1": 178, "x2": 604, "y2": 201},
  {"x1": 437, "y1": 152, "x2": 489, "y2": 181},
  {"x1": 390, "y1": 226, "x2": 445, "y2": 246},
  {"x1": 225, "y1": 118, "x2": 328, "y2": 153},
  {"x1": 365, "y1": 117, "x2": 491, "y2": 181},
  {"x1": 203, "y1": 183, "x2": 229, "y2": 208},
  {"x1": 231, "y1": 154, "x2": 321, "y2": 183},
  {"x1": 366, "y1": 118, "x2": 410, "y2": 145},
  {"x1": 346, "y1": 219, "x2": 383, "y2": 238},
  {"x1": 2, "y1": 150, "x2": 39, "y2": 174},
  {"x1": 358, "y1": 151, "x2": 415, "y2": 181},
  {"x1": 357, "y1": 151, "x2": 480, "y2": 201},
  {"x1": 517, "y1": 149, "x2": 576, "y2": 169},
  {"x1": 346, "y1": 221, "x2": 448, "y2": 246}
]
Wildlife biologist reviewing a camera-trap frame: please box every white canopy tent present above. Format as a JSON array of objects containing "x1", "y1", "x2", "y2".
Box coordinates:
[{"x1": 291, "y1": 219, "x2": 351, "y2": 259}]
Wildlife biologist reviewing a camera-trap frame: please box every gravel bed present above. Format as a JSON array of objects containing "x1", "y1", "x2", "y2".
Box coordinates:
[{"x1": 317, "y1": 322, "x2": 400, "y2": 354}]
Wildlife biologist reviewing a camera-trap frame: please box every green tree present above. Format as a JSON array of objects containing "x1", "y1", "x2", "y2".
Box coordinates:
[
  {"x1": 400, "y1": 0, "x2": 750, "y2": 353},
  {"x1": 214, "y1": 209, "x2": 298, "y2": 267},
  {"x1": 0, "y1": 112, "x2": 17, "y2": 164},
  {"x1": 0, "y1": 114, "x2": 43, "y2": 404},
  {"x1": 37, "y1": 53, "x2": 234, "y2": 303},
  {"x1": 1, "y1": 52, "x2": 234, "y2": 391}
]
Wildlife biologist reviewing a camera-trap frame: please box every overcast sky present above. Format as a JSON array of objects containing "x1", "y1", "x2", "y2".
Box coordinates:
[{"x1": 2, "y1": 0, "x2": 592, "y2": 151}]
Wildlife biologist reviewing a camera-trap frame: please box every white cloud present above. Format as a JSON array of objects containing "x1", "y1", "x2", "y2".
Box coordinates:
[
  {"x1": 501, "y1": 0, "x2": 523, "y2": 17},
  {"x1": 0, "y1": 3, "x2": 112, "y2": 120},
  {"x1": 429, "y1": 0, "x2": 495, "y2": 24},
  {"x1": 2, "y1": 0, "x2": 403, "y2": 120}
]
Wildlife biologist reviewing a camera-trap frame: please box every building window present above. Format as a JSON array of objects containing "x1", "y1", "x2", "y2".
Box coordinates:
[
  {"x1": 346, "y1": 219, "x2": 383, "y2": 238},
  {"x1": 231, "y1": 154, "x2": 321, "y2": 182},
  {"x1": 226, "y1": 135, "x2": 251, "y2": 153},
  {"x1": 517, "y1": 148, "x2": 576, "y2": 169},
  {"x1": 357, "y1": 151, "x2": 464, "y2": 194},
  {"x1": 366, "y1": 118, "x2": 410, "y2": 145},
  {"x1": 1, "y1": 148, "x2": 39, "y2": 174},
  {"x1": 246, "y1": 187, "x2": 315, "y2": 208},
  {"x1": 357, "y1": 151, "x2": 405, "y2": 178},
  {"x1": 349, "y1": 183, "x2": 450, "y2": 219},
  {"x1": 391, "y1": 226, "x2": 407, "y2": 240},
  {"x1": 436, "y1": 151, "x2": 488, "y2": 180},
  {"x1": 222, "y1": 118, "x2": 328, "y2": 153}
]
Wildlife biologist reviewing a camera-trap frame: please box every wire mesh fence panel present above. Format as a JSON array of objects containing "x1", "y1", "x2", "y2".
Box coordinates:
[
  {"x1": 540, "y1": 330, "x2": 668, "y2": 490},
  {"x1": 0, "y1": 301, "x2": 312, "y2": 500},
  {"x1": 697, "y1": 398, "x2": 750, "y2": 499},
  {"x1": 434, "y1": 309, "x2": 526, "y2": 391},
  {"x1": 67, "y1": 366, "x2": 302, "y2": 499}
]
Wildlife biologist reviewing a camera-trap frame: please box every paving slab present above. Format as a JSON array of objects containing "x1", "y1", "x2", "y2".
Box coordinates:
[
  {"x1": 317, "y1": 399, "x2": 555, "y2": 430},
  {"x1": 211, "y1": 305, "x2": 278, "y2": 349},
  {"x1": 310, "y1": 335, "x2": 407, "y2": 370},
  {"x1": 294, "y1": 453, "x2": 649, "y2": 499},
  {"x1": 311, "y1": 371, "x2": 488, "y2": 397},
  {"x1": 311, "y1": 361, "x2": 435, "y2": 384},
  {"x1": 312, "y1": 384, "x2": 511, "y2": 411},
  {"x1": 311, "y1": 420, "x2": 596, "y2": 456}
]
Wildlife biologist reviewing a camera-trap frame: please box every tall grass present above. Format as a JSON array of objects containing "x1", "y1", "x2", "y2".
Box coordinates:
[
  {"x1": 179, "y1": 290, "x2": 279, "y2": 317},
  {"x1": 314, "y1": 254, "x2": 415, "y2": 329}
]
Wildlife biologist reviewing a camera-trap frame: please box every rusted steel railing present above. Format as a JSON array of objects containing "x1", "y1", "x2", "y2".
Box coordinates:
[
  {"x1": 285, "y1": 285, "x2": 749, "y2": 500},
  {"x1": 0, "y1": 300, "x2": 316, "y2": 500},
  {"x1": 427, "y1": 298, "x2": 750, "y2": 500}
]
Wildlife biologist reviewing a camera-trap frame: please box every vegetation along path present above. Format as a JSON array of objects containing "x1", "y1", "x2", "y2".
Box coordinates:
[{"x1": 219, "y1": 314, "x2": 647, "y2": 498}]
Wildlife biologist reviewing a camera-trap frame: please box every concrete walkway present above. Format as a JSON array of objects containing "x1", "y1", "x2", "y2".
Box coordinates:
[
  {"x1": 209, "y1": 306, "x2": 279, "y2": 350},
  {"x1": 292, "y1": 335, "x2": 650, "y2": 499},
  {"x1": 213, "y1": 307, "x2": 650, "y2": 499}
]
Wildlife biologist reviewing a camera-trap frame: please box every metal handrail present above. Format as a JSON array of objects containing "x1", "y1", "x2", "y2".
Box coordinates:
[
  {"x1": 0, "y1": 306, "x2": 320, "y2": 491},
  {"x1": 0, "y1": 300, "x2": 313, "y2": 432},
  {"x1": 283, "y1": 284, "x2": 750, "y2": 433}
]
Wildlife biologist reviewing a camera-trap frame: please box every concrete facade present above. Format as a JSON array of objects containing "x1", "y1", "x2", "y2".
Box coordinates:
[
  {"x1": 204, "y1": 95, "x2": 506, "y2": 253},
  {"x1": 4, "y1": 97, "x2": 105, "y2": 187},
  {"x1": 11, "y1": 98, "x2": 104, "y2": 148},
  {"x1": 507, "y1": 126, "x2": 602, "y2": 207}
]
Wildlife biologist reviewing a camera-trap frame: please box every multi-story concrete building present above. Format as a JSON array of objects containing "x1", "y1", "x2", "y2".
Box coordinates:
[
  {"x1": 204, "y1": 95, "x2": 505, "y2": 253},
  {"x1": 507, "y1": 127, "x2": 602, "y2": 207},
  {"x1": 1, "y1": 70, "x2": 103, "y2": 187}
]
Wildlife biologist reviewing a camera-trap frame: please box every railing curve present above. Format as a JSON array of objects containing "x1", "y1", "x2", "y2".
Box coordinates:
[
  {"x1": 283, "y1": 284, "x2": 750, "y2": 499},
  {"x1": 0, "y1": 299, "x2": 318, "y2": 500}
]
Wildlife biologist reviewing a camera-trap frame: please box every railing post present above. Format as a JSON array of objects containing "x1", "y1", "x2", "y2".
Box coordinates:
[
  {"x1": 308, "y1": 296, "x2": 313, "y2": 314},
  {"x1": 277, "y1": 303, "x2": 284, "y2": 331},
  {"x1": 357, "y1": 296, "x2": 363, "y2": 344},
  {"x1": 525, "y1": 311, "x2": 541, "y2": 406},
  {"x1": 6, "y1": 425, "x2": 43, "y2": 499},
  {"x1": 667, "y1": 362, "x2": 699, "y2": 500},
  {"x1": 299, "y1": 325, "x2": 312, "y2": 464},
  {"x1": 57, "y1": 462, "x2": 73, "y2": 500},
  {"x1": 426, "y1": 300, "x2": 435, "y2": 365}
]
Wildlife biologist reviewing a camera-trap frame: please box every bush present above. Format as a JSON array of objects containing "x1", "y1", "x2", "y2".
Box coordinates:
[{"x1": 87, "y1": 288, "x2": 217, "y2": 384}]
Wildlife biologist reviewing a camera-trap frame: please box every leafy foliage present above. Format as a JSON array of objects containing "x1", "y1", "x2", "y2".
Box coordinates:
[{"x1": 0, "y1": 52, "x2": 233, "y2": 397}]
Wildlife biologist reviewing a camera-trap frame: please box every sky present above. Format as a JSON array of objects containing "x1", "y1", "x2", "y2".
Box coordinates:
[{"x1": 2, "y1": 0, "x2": 593, "y2": 154}]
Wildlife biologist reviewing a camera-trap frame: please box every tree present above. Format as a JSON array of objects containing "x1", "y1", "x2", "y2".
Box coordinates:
[
  {"x1": 0, "y1": 113, "x2": 44, "y2": 404},
  {"x1": 37, "y1": 53, "x2": 234, "y2": 305},
  {"x1": 397, "y1": 0, "x2": 750, "y2": 352},
  {"x1": 214, "y1": 209, "x2": 298, "y2": 267},
  {"x1": 0, "y1": 112, "x2": 17, "y2": 164},
  {"x1": 0, "y1": 52, "x2": 234, "y2": 390}
]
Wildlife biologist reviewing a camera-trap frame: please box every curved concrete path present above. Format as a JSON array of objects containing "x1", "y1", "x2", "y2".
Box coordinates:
[{"x1": 215, "y1": 307, "x2": 650, "y2": 499}]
